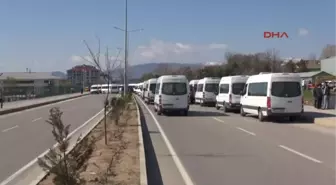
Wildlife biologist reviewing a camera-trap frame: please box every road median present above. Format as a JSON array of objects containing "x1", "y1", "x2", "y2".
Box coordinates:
[
  {"x1": 0, "y1": 94, "x2": 147, "y2": 185},
  {"x1": 0, "y1": 93, "x2": 89, "y2": 116}
]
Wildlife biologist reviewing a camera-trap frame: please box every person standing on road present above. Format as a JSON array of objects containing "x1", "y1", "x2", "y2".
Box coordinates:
[
  {"x1": 322, "y1": 82, "x2": 330, "y2": 109},
  {"x1": 0, "y1": 91, "x2": 3, "y2": 109},
  {"x1": 316, "y1": 84, "x2": 323, "y2": 109},
  {"x1": 313, "y1": 83, "x2": 322, "y2": 109}
]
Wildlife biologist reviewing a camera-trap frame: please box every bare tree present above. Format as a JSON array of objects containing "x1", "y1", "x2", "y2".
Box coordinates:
[
  {"x1": 320, "y1": 44, "x2": 336, "y2": 59},
  {"x1": 308, "y1": 53, "x2": 317, "y2": 60},
  {"x1": 82, "y1": 37, "x2": 122, "y2": 145}
]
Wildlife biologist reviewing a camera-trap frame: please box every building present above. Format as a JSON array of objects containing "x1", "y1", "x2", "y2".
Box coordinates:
[
  {"x1": 66, "y1": 65, "x2": 102, "y2": 87},
  {"x1": 305, "y1": 60, "x2": 321, "y2": 71},
  {"x1": 297, "y1": 71, "x2": 334, "y2": 84},
  {"x1": 320, "y1": 44, "x2": 336, "y2": 59},
  {"x1": 282, "y1": 57, "x2": 321, "y2": 71},
  {"x1": 321, "y1": 56, "x2": 336, "y2": 76},
  {"x1": 0, "y1": 72, "x2": 67, "y2": 98}
]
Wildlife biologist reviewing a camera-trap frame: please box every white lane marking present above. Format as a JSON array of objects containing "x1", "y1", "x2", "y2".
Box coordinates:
[
  {"x1": 0, "y1": 95, "x2": 88, "y2": 119},
  {"x1": 212, "y1": 117, "x2": 228, "y2": 124},
  {"x1": 2, "y1": 125, "x2": 19, "y2": 133},
  {"x1": 32, "y1": 117, "x2": 42, "y2": 122},
  {"x1": 137, "y1": 97, "x2": 195, "y2": 185},
  {"x1": 279, "y1": 145, "x2": 323, "y2": 163},
  {"x1": 0, "y1": 108, "x2": 104, "y2": 185},
  {"x1": 236, "y1": 127, "x2": 256, "y2": 136}
]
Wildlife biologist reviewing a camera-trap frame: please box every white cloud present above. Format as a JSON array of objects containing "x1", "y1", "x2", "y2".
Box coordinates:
[
  {"x1": 132, "y1": 39, "x2": 228, "y2": 64},
  {"x1": 70, "y1": 55, "x2": 83, "y2": 63},
  {"x1": 208, "y1": 43, "x2": 228, "y2": 49},
  {"x1": 298, "y1": 28, "x2": 309, "y2": 36},
  {"x1": 70, "y1": 55, "x2": 119, "y2": 64}
]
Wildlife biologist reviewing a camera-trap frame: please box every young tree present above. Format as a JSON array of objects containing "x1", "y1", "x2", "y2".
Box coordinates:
[
  {"x1": 282, "y1": 60, "x2": 297, "y2": 72},
  {"x1": 38, "y1": 107, "x2": 82, "y2": 185},
  {"x1": 82, "y1": 37, "x2": 122, "y2": 145},
  {"x1": 308, "y1": 53, "x2": 317, "y2": 60},
  {"x1": 296, "y1": 60, "x2": 309, "y2": 72}
]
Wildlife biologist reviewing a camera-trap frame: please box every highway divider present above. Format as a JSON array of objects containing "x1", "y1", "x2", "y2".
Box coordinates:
[
  {"x1": 0, "y1": 93, "x2": 89, "y2": 116},
  {"x1": 133, "y1": 96, "x2": 148, "y2": 185},
  {"x1": 0, "y1": 94, "x2": 148, "y2": 185}
]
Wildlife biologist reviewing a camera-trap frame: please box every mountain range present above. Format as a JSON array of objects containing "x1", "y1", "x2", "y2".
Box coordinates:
[
  {"x1": 60, "y1": 62, "x2": 222, "y2": 80},
  {"x1": 51, "y1": 71, "x2": 67, "y2": 78},
  {"x1": 128, "y1": 62, "x2": 204, "y2": 79}
]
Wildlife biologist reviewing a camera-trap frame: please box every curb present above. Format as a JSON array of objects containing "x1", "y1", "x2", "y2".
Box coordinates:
[
  {"x1": 0, "y1": 94, "x2": 89, "y2": 116},
  {"x1": 0, "y1": 108, "x2": 106, "y2": 185},
  {"x1": 133, "y1": 95, "x2": 148, "y2": 185}
]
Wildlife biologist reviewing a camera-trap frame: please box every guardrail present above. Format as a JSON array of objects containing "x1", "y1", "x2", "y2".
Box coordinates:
[{"x1": 0, "y1": 109, "x2": 105, "y2": 185}]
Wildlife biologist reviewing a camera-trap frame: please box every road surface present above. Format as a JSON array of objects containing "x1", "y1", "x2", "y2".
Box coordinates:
[
  {"x1": 0, "y1": 94, "x2": 105, "y2": 182},
  {"x1": 137, "y1": 97, "x2": 335, "y2": 185}
]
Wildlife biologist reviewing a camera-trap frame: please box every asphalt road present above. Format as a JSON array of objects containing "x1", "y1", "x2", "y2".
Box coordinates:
[
  {"x1": 0, "y1": 94, "x2": 105, "y2": 182},
  {"x1": 137, "y1": 97, "x2": 335, "y2": 185}
]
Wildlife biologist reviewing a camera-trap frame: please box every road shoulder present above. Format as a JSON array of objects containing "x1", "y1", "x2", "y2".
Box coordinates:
[{"x1": 135, "y1": 96, "x2": 187, "y2": 185}]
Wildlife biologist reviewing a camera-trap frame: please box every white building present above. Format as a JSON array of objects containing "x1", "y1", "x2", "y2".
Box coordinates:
[
  {"x1": 0, "y1": 72, "x2": 66, "y2": 98},
  {"x1": 321, "y1": 56, "x2": 336, "y2": 76}
]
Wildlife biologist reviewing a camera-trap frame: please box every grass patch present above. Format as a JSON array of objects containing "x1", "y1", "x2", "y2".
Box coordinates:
[{"x1": 303, "y1": 89, "x2": 314, "y2": 105}]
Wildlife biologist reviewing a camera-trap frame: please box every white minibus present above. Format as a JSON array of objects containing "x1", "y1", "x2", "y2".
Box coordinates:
[
  {"x1": 189, "y1": 80, "x2": 199, "y2": 104},
  {"x1": 216, "y1": 75, "x2": 249, "y2": 112},
  {"x1": 90, "y1": 84, "x2": 100, "y2": 94},
  {"x1": 101, "y1": 84, "x2": 110, "y2": 94},
  {"x1": 144, "y1": 78, "x2": 157, "y2": 104},
  {"x1": 240, "y1": 73, "x2": 303, "y2": 121},
  {"x1": 154, "y1": 75, "x2": 189, "y2": 116},
  {"x1": 141, "y1": 81, "x2": 148, "y2": 99},
  {"x1": 195, "y1": 77, "x2": 220, "y2": 106}
]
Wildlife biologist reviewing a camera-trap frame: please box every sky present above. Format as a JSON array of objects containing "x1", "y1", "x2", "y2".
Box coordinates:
[{"x1": 0, "y1": 0, "x2": 335, "y2": 72}]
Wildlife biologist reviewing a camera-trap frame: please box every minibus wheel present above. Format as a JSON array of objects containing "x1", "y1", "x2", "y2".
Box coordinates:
[
  {"x1": 240, "y1": 106, "x2": 246, "y2": 116},
  {"x1": 258, "y1": 109, "x2": 265, "y2": 122}
]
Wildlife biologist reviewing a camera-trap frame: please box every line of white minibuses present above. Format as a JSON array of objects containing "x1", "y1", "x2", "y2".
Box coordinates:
[
  {"x1": 90, "y1": 84, "x2": 127, "y2": 94},
  {"x1": 134, "y1": 72, "x2": 304, "y2": 121}
]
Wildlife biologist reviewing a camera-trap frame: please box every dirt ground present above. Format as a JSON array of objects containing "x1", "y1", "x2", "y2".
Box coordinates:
[{"x1": 39, "y1": 101, "x2": 140, "y2": 185}]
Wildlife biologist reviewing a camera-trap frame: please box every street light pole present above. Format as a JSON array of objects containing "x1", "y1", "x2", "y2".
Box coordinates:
[
  {"x1": 124, "y1": 0, "x2": 128, "y2": 96},
  {"x1": 0, "y1": 73, "x2": 3, "y2": 108},
  {"x1": 114, "y1": 0, "x2": 143, "y2": 96},
  {"x1": 82, "y1": 65, "x2": 85, "y2": 91}
]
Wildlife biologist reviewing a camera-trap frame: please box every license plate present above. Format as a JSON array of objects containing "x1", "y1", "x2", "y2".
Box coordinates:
[{"x1": 272, "y1": 108, "x2": 285, "y2": 113}]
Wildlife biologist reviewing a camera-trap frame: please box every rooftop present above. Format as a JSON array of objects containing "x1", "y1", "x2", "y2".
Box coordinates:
[
  {"x1": 0, "y1": 72, "x2": 64, "y2": 80},
  {"x1": 296, "y1": 71, "x2": 326, "y2": 78}
]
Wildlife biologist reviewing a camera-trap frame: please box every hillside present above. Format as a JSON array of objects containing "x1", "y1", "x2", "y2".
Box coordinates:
[
  {"x1": 51, "y1": 71, "x2": 67, "y2": 78},
  {"x1": 128, "y1": 62, "x2": 202, "y2": 79}
]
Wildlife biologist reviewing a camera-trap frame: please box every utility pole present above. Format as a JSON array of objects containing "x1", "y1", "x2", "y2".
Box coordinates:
[
  {"x1": 124, "y1": 0, "x2": 128, "y2": 96},
  {"x1": 82, "y1": 65, "x2": 85, "y2": 91},
  {"x1": 0, "y1": 73, "x2": 3, "y2": 108},
  {"x1": 114, "y1": 0, "x2": 143, "y2": 96}
]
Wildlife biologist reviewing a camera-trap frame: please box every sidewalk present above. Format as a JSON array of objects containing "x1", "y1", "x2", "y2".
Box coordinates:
[
  {"x1": 0, "y1": 93, "x2": 89, "y2": 115},
  {"x1": 303, "y1": 105, "x2": 336, "y2": 128}
]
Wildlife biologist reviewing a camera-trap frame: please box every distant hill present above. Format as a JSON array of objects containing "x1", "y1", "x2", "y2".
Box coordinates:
[
  {"x1": 128, "y1": 62, "x2": 202, "y2": 79},
  {"x1": 51, "y1": 71, "x2": 67, "y2": 78}
]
